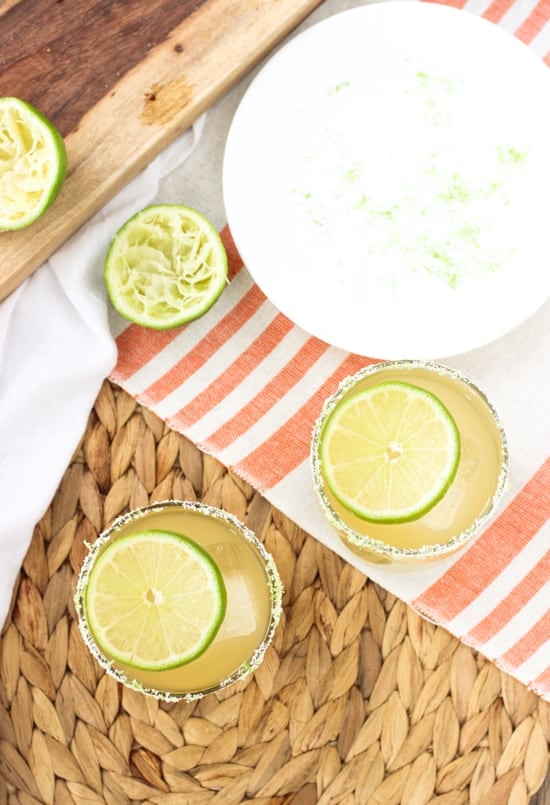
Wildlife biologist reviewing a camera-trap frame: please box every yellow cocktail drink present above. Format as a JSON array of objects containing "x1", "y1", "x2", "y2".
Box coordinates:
[
  {"x1": 75, "y1": 501, "x2": 282, "y2": 700},
  {"x1": 312, "y1": 361, "x2": 508, "y2": 561}
]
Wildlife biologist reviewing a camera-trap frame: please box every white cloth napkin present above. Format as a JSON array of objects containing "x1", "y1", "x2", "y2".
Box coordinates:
[{"x1": 0, "y1": 118, "x2": 205, "y2": 628}]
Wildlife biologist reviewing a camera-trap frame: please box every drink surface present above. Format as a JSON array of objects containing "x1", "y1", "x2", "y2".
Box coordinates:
[
  {"x1": 80, "y1": 504, "x2": 279, "y2": 697},
  {"x1": 314, "y1": 363, "x2": 507, "y2": 558}
]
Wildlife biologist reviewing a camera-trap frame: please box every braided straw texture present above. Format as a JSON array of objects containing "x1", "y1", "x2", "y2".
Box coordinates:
[{"x1": 1, "y1": 380, "x2": 548, "y2": 805}]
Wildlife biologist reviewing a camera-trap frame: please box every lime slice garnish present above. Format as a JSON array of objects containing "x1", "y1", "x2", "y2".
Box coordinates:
[
  {"x1": 84, "y1": 530, "x2": 227, "y2": 671},
  {"x1": 0, "y1": 97, "x2": 67, "y2": 231},
  {"x1": 320, "y1": 381, "x2": 461, "y2": 523},
  {"x1": 104, "y1": 204, "x2": 228, "y2": 329}
]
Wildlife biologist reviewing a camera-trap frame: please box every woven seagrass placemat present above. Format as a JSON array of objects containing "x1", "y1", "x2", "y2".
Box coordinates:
[{"x1": 1, "y1": 380, "x2": 548, "y2": 804}]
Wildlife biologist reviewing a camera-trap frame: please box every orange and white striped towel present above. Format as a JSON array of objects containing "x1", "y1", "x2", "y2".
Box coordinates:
[{"x1": 110, "y1": 0, "x2": 550, "y2": 700}]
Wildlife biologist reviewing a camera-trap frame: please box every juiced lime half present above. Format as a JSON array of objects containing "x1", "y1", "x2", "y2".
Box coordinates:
[
  {"x1": 84, "y1": 530, "x2": 227, "y2": 671},
  {"x1": 0, "y1": 96, "x2": 67, "y2": 230},
  {"x1": 320, "y1": 381, "x2": 461, "y2": 523},
  {"x1": 104, "y1": 204, "x2": 228, "y2": 329}
]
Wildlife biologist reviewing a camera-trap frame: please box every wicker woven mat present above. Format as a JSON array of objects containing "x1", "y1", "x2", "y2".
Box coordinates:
[{"x1": 1, "y1": 379, "x2": 548, "y2": 804}]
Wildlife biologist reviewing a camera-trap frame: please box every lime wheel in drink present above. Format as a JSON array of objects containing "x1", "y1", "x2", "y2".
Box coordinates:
[{"x1": 75, "y1": 501, "x2": 282, "y2": 700}]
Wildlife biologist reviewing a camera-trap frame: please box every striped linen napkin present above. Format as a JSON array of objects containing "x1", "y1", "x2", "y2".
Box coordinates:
[{"x1": 111, "y1": 0, "x2": 548, "y2": 701}]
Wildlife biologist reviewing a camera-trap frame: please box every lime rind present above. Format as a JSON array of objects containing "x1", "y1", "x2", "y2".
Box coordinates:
[
  {"x1": 320, "y1": 380, "x2": 461, "y2": 524},
  {"x1": 104, "y1": 204, "x2": 228, "y2": 329},
  {"x1": 84, "y1": 529, "x2": 227, "y2": 671},
  {"x1": 0, "y1": 96, "x2": 67, "y2": 231}
]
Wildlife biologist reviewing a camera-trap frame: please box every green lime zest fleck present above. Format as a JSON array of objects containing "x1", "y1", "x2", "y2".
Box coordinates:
[
  {"x1": 344, "y1": 165, "x2": 360, "y2": 183},
  {"x1": 415, "y1": 70, "x2": 461, "y2": 96},
  {"x1": 327, "y1": 80, "x2": 350, "y2": 96},
  {"x1": 497, "y1": 145, "x2": 529, "y2": 164},
  {"x1": 352, "y1": 195, "x2": 369, "y2": 210},
  {"x1": 458, "y1": 222, "x2": 480, "y2": 247},
  {"x1": 439, "y1": 173, "x2": 472, "y2": 203}
]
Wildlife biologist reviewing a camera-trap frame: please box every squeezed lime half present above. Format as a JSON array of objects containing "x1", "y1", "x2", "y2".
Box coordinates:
[
  {"x1": 104, "y1": 204, "x2": 228, "y2": 329},
  {"x1": 0, "y1": 96, "x2": 67, "y2": 230}
]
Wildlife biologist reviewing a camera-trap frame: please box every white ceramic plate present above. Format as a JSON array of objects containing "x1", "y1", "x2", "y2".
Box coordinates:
[{"x1": 223, "y1": 2, "x2": 550, "y2": 359}]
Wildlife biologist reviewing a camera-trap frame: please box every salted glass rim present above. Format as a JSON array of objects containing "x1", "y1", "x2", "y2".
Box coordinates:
[
  {"x1": 310, "y1": 359, "x2": 509, "y2": 561},
  {"x1": 74, "y1": 499, "x2": 283, "y2": 702}
]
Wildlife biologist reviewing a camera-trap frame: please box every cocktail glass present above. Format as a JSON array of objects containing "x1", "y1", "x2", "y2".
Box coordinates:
[
  {"x1": 75, "y1": 500, "x2": 283, "y2": 701},
  {"x1": 311, "y1": 360, "x2": 508, "y2": 562}
]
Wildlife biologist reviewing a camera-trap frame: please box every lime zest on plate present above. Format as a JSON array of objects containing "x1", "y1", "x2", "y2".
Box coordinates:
[
  {"x1": 84, "y1": 529, "x2": 227, "y2": 671},
  {"x1": 0, "y1": 96, "x2": 67, "y2": 231},
  {"x1": 104, "y1": 204, "x2": 228, "y2": 329},
  {"x1": 320, "y1": 380, "x2": 461, "y2": 523}
]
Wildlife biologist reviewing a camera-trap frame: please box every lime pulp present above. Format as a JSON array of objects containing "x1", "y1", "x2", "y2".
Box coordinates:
[{"x1": 0, "y1": 96, "x2": 67, "y2": 231}]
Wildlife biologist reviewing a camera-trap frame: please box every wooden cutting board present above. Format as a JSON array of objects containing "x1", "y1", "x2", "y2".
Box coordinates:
[{"x1": 0, "y1": 0, "x2": 322, "y2": 302}]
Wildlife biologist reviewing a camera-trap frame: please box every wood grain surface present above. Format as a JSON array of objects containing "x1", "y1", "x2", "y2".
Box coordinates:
[
  {"x1": 0, "y1": 0, "x2": 322, "y2": 301},
  {"x1": 0, "y1": 0, "x2": 206, "y2": 136}
]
